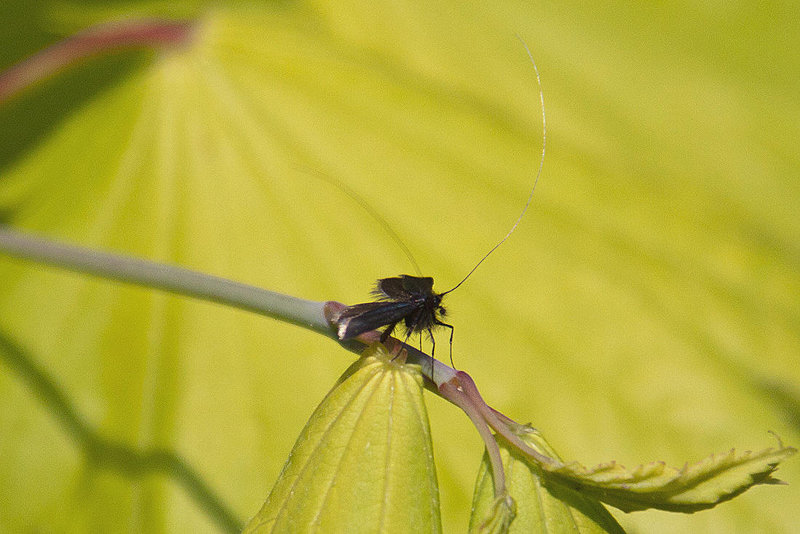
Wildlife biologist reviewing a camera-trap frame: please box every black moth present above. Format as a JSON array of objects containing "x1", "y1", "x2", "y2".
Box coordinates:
[
  {"x1": 336, "y1": 275, "x2": 454, "y2": 361},
  {"x1": 336, "y1": 40, "x2": 545, "y2": 368}
]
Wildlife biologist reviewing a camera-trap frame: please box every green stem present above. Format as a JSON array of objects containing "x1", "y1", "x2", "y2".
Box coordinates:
[{"x1": 0, "y1": 225, "x2": 331, "y2": 336}]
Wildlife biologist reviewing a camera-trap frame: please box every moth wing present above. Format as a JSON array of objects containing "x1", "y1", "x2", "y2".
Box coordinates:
[
  {"x1": 400, "y1": 275, "x2": 434, "y2": 295},
  {"x1": 372, "y1": 277, "x2": 410, "y2": 300},
  {"x1": 337, "y1": 301, "x2": 418, "y2": 339},
  {"x1": 373, "y1": 275, "x2": 434, "y2": 300}
]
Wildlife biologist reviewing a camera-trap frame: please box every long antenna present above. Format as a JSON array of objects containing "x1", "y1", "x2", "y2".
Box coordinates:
[{"x1": 442, "y1": 37, "x2": 546, "y2": 295}]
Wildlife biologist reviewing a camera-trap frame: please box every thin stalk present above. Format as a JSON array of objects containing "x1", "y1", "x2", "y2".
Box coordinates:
[
  {"x1": 456, "y1": 371, "x2": 557, "y2": 467},
  {"x1": 0, "y1": 226, "x2": 330, "y2": 335},
  {"x1": 439, "y1": 376, "x2": 506, "y2": 498},
  {"x1": 0, "y1": 226, "x2": 464, "y2": 385}
]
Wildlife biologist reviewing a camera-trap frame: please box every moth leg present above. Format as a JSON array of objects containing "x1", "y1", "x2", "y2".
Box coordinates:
[
  {"x1": 389, "y1": 324, "x2": 415, "y2": 362},
  {"x1": 434, "y1": 319, "x2": 455, "y2": 369},
  {"x1": 380, "y1": 321, "x2": 399, "y2": 343},
  {"x1": 401, "y1": 328, "x2": 415, "y2": 348},
  {"x1": 427, "y1": 327, "x2": 437, "y2": 379}
]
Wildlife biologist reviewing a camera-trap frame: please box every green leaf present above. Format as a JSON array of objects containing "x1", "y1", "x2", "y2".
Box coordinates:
[
  {"x1": 471, "y1": 428, "x2": 624, "y2": 534},
  {"x1": 244, "y1": 345, "x2": 440, "y2": 534},
  {"x1": 542, "y1": 441, "x2": 796, "y2": 513},
  {"x1": 469, "y1": 493, "x2": 516, "y2": 534},
  {"x1": 471, "y1": 425, "x2": 795, "y2": 533}
]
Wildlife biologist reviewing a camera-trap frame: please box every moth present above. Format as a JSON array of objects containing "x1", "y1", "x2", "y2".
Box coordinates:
[
  {"x1": 336, "y1": 41, "x2": 546, "y2": 367},
  {"x1": 336, "y1": 275, "x2": 453, "y2": 357}
]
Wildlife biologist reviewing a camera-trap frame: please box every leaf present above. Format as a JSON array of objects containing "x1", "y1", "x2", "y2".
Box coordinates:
[
  {"x1": 469, "y1": 493, "x2": 516, "y2": 534},
  {"x1": 244, "y1": 345, "x2": 440, "y2": 534},
  {"x1": 542, "y1": 443, "x2": 796, "y2": 513},
  {"x1": 472, "y1": 425, "x2": 796, "y2": 532},
  {"x1": 471, "y1": 427, "x2": 624, "y2": 534}
]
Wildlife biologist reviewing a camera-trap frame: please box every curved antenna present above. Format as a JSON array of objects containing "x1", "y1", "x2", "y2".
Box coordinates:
[
  {"x1": 442, "y1": 37, "x2": 546, "y2": 295},
  {"x1": 296, "y1": 165, "x2": 423, "y2": 276}
]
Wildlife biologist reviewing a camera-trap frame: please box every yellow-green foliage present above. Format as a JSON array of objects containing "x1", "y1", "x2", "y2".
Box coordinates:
[{"x1": 0, "y1": 2, "x2": 797, "y2": 533}]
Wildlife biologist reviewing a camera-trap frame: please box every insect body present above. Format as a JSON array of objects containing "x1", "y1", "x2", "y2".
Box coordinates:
[{"x1": 337, "y1": 275, "x2": 453, "y2": 359}]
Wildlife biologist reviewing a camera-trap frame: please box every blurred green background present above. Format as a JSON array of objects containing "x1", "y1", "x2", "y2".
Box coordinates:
[{"x1": 1, "y1": 1, "x2": 798, "y2": 532}]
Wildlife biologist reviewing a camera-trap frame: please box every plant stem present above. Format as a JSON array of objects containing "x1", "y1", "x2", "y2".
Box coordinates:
[
  {"x1": 0, "y1": 226, "x2": 331, "y2": 335},
  {"x1": 439, "y1": 376, "x2": 507, "y2": 498}
]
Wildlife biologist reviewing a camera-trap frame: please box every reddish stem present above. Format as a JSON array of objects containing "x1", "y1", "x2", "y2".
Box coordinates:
[
  {"x1": 456, "y1": 371, "x2": 557, "y2": 467},
  {"x1": 0, "y1": 18, "x2": 195, "y2": 104},
  {"x1": 439, "y1": 375, "x2": 507, "y2": 498}
]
